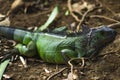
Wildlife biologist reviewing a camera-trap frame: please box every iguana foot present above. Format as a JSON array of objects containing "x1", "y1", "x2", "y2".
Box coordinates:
[{"x1": 61, "y1": 49, "x2": 77, "y2": 64}]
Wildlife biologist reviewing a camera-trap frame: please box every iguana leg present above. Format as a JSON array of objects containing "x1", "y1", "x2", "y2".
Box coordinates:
[
  {"x1": 61, "y1": 49, "x2": 77, "y2": 63},
  {"x1": 15, "y1": 41, "x2": 37, "y2": 57}
]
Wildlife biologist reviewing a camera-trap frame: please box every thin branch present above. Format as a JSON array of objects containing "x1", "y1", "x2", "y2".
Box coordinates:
[
  {"x1": 96, "y1": 0, "x2": 116, "y2": 16},
  {"x1": 90, "y1": 15, "x2": 120, "y2": 23},
  {"x1": 76, "y1": 9, "x2": 93, "y2": 31},
  {"x1": 68, "y1": 58, "x2": 85, "y2": 74},
  {"x1": 67, "y1": 0, "x2": 80, "y2": 22},
  {"x1": 107, "y1": 22, "x2": 120, "y2": 29},
  {"x1": 47, "y1": 67, "x2": 68, "y2": 80}
]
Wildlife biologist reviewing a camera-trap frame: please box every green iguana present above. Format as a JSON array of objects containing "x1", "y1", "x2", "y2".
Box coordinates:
[{"x1": 0, "y1": 25, "x2": 117, "y2": 64}]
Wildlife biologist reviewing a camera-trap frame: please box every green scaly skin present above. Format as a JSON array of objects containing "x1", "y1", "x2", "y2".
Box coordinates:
[{"x1": 0, "y1": 26, "x2": 117, "y2": 64}]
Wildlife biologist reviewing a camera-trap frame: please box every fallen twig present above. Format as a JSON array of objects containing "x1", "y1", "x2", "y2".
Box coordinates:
[
  {"x1": 6, "y1": 0, "x2": 24, "y2": 17},
  {"x1": 98, "y1": 44, "x2": 120, "y2": 58},
  {"x1": 19, "y1": 56, "x2": 27, "y2": 68},
  {"x1": 96, "y1": 0, "x2": 116, "y2": 16},
  {"x1": 68, "y1": 58, "x2": 85, "y2": 74},
  {"x1": 107, "y1": 22, "x2": 120, "y2": 29},
  {"x1": 68, "y1": 0, "x2": 96, "y2": 31},
  {"x1": 76, "y1": 9, "x2": 94, "y2": 31},
  {"x1": 47, "y1": 67, "x2": 68, "y2": 80},
  {"x1": 47, "y1": 58, "x2": 85, "y2": 80},
  {"x1": 67, "y1": 0, "x2": 80, "y2": 22},
  {"x1": 90, "y1": 15, "x2": 120, "y2": 23},
  {"x1": 93, "y1": 22, "x2": 120, "y2": 30},
  {"x1": 98, "y1": 51, "x2": 116, "y2": 57}
]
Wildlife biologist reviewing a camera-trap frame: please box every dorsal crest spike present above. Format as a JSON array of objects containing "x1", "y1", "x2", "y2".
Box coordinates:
[{"x1": 81, "y1": 24, "x2": 90, "y2": 34}]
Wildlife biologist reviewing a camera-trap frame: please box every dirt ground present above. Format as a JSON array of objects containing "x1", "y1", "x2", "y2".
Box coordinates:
[{"x1": 0, "y1": 0, "x2": 120, "y2": 80}]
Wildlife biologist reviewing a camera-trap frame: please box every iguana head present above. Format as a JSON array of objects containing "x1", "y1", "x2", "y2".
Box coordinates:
[{"x1": 84, "y1": 26, "x2": 117, "y2": 57}]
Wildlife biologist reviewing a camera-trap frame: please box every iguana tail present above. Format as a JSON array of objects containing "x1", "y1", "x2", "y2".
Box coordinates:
[{"x1": 0, "y1": 26, "x2": 31, "y2": 43}]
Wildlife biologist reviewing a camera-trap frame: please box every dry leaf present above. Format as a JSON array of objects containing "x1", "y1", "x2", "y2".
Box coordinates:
[
  {"x1": 3, "y1": 74, "x2": 11, "y2": 79},
  {"x1": 44, "y1": 68, "x2": 51, "y2": 74},
  {"x1": 63, "y1": 72, "x2": 78, "y2": 80},
  {"x1": 7, "y1": 0, "x2": 24, "y2": 16},
  {"x1": 0, "y1": 14, "x2": 10, "y2": 26},
  {"x1": 72, "y1": 1, "x2": 95, "y2": 15},
  {"x1": 19, "y1": 56, "x2": 27, "y2": 68}
]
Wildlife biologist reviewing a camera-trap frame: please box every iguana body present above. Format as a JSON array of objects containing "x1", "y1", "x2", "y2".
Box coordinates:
[{"x1": 0, "y1": 26, "x2": 117, "y2": 64}]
